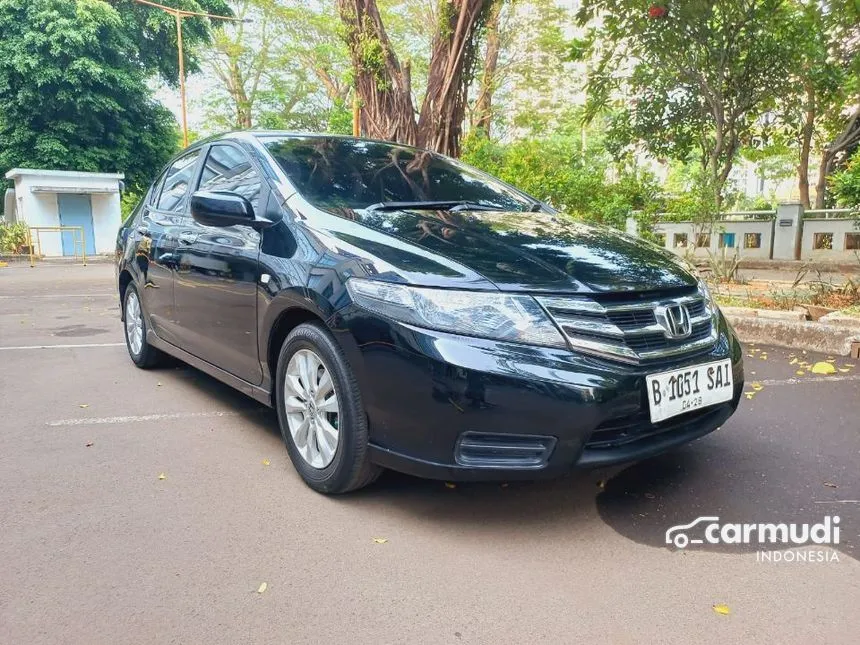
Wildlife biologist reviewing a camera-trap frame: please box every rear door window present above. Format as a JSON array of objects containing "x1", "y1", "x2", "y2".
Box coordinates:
[{"x1": 156, "y1": 151, "x2": 200, "y2": 213}]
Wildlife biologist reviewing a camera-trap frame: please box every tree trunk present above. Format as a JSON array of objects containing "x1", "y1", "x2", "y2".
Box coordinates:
[
  {"x1": 337, "y1": 0, "x2": 418, "y2": 145},
  {"x1": 416, "y1": 0, "x2": 487, "y2": 156},
  {"x1": 814, "y1": 149, "x2": 833, "y2": 209},
  {"x1": 798, "y1": 83, "x2": 815, "y2": 208},
  {"x1": 473, "y1": 0, "x2": 502, "y2": 138},
  {"x1": 338, "y1": 0, "x2": 489, "y2": 156}
]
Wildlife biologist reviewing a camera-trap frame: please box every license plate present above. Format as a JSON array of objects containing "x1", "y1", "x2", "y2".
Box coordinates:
[{"x1": 646, "y1": 359, "x2": 733, "y2": 423}]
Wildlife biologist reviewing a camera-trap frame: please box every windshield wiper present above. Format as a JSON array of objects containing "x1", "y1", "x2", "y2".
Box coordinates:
[{"x1": 364, "y1": 200, "x2": 506, "y2": 213}]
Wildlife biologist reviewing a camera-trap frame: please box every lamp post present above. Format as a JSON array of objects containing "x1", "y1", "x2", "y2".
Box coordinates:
[{"x1": 131, "y1": 0, "x2": 246, "y2": 148}]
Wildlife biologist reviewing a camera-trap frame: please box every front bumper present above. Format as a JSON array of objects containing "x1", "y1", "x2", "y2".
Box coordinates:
[{"x1": 332, "y1": 307, "x2": 744, "y2": 481}]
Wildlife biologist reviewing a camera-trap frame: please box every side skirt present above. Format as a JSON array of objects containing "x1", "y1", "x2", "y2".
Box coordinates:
[{"x1": 146, "y1": 329, "x2": 273, "y2": 408}]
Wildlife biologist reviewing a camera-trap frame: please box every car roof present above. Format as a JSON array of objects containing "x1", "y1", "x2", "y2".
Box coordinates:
[{"x1": 190, "y1": 130, "x2": 437, "y2": 153}]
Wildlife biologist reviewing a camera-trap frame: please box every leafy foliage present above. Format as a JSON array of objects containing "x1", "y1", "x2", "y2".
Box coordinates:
[
  {"x1": 199, "y1": 0, "x2": 353, "y2": 133},
  {"x1": 0, "y1": 0, "x2": 179, "y2": 192},
  {"x1": 577, "y1": 0, "x2": 803, "y2": 209},
  {"x1": 110, "y1": 0, "x2": 233, "y2": 85},
  {"x1": 0, "y1": 221, "x2": 29, "y2": 254},
  {"x1": 830, "y1": 149, "x2": 860, "y2": 207},
  {"x1": 461, "y1": 128, "x2": 658, "y2": 230}
]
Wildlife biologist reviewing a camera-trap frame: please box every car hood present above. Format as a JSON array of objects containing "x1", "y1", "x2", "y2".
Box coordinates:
[{"x1": 301, "y1": 206, "x2": 698, "y2": 294}]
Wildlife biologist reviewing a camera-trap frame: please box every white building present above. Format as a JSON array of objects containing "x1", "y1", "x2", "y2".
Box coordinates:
[{"x1": 4, "y1": 168, "x2": 124, "y2": 257}]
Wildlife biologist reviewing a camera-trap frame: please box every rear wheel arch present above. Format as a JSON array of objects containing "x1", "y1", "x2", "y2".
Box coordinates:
[{"x1": 118, "y1": 269, "x2": 133, "y2": 319}]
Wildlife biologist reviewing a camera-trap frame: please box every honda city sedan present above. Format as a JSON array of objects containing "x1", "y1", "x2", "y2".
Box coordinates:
[{"x1": 116, "y1": 132, "x2": 743, "y2": 493}]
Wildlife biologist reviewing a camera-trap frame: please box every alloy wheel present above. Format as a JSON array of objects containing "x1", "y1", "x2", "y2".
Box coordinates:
[
  {"x1": 283, "y1": 349, "x2": 340, "y2": 469},
  {"x1": 125, "y1": 290, "x2": 144, "y2": 356}
]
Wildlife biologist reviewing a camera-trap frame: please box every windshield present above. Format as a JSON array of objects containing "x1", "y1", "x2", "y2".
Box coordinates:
[{"x1": 260, "y1": 136, "x2": 535, "y2": 212}]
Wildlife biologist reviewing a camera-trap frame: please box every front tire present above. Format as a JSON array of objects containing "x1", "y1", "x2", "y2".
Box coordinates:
[
  {"x1": 275, "y1": 322, "x2": 380, "y2": 494},
  {"x1": 123, "y1": 283, "x2": 163, "y2": 368}
]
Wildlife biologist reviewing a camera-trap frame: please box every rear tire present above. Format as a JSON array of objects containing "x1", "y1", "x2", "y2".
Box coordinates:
[
  {"x1": 275, "y1": 322, "x2": 380, "y2": 494},
  {"x1": 123, "y1": 283, "x2": 163, "y2": 369}
]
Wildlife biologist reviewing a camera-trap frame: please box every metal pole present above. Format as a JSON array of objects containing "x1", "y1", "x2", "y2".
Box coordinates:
[
  {"x1": 175, "y1": 12, "x2": 189, "y2": 148},
  {"x1": 352, "y1": 91, "x2": 360, "y2": 137}
]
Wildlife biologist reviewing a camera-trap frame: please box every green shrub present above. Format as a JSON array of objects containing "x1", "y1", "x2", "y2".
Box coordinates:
[
  {"x1": 0, "y1": 221, "x2": 29, "y2": 254},
  {"x1": 460, "y1": 133, "x2": 657, "y2": 230},
  {"x1": 830, "y1": 149, "x2": 860, "y2": 208}
]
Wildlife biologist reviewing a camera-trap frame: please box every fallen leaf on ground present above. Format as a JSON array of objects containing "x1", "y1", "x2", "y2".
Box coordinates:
[
  {"x1": 811, "y1": 361, "x2": 836, "y2": 375},
  {"x1": 372, "y1": 537, "x2": 388, "y2": 544},
  {"x1": 257, "y1": 582, "x2": 267, "y2": 594},
  {"x1": 713, "y1": 604, "x2": 731, "y2": 615},
  {"x1": 789, "y1": 358, "x2": 798, "y2": 365},
  {"x1": 85, "y1": 442, "x2": 94, "y2": 447},
  {"x1": 845, "y1": 364, "x2": 855, "y2": 368},
  {"x1": 262, "y1": 459, "x2": 270, "y2": 466},
  {"x1": 750, "y1": 371, "x2": 756, "y2": 375},
  {"x1": 156, "y1": 382, "x2": 163, "y2": 387},
  {"x1": 751, "y1": 382, "x2": 763, "y2": 391},
  {"x1": 746, "y1": 354, "x2": 754, "y2": 358},
  {"x1": 795, "y1": 370, "x2": 805, "y2": 376},
  {"x1": 838, "y1": 368, "x2": 850, "y2": 373},
  {"x1": 745, "y1": 392, "x2": 756, "y2": 400},
  {"x1": 444, "y1": 482, "x2": 456, "y2": 489},
  {"x1": 824, "y1": 482, "x2": 838, "y2": 489},
  {"x1": 157, "y1": 472, "x2": 167, "y2": 480},
  {"x1": 79, "y1": 403, "x2": 89, "y2": 408}
]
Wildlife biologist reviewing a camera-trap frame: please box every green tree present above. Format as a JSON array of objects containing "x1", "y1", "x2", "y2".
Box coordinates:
[
  {"x1": 772, "y1": 0, "x2": 860, "y2": 207},
  {"x1": 471, "y1": 0, "x2": 574, "y2": 139},
  {"x1": 111, "y1": 0, "x2": 233, "y2": 86},
  {"x1": 577, "y1": 0, "x2": 802, "y2": 211},
  {"x1": 199, "y1": 0, "x2": 354, "y2": 133},
  {"x1": 0, "y1": 0, "x2": 179, "y2": 192}
]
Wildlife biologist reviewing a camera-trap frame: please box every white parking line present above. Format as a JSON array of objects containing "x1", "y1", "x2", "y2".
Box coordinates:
[
  {"x1": 0, "y1": 342, "x2": 125, "y2": 351},
  {"x1": 0, "y1": 293, "x2": 115, "y2": 299},
  {"x1": 47, "y1": 411, "x2": 244, "y2": 427}
]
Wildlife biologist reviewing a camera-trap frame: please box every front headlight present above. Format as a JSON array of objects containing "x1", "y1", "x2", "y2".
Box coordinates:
[
  {"x1": 346, "y1": 278, "x2": 567, "y2": 348},
  {"x1": 698, "y1": 279, "x2": 718, "y2": 312}
]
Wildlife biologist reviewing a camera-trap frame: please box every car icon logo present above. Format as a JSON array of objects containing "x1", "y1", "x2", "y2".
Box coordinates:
[{"x1": 665, "y1": 516, "x2": 720, "y2": 549}]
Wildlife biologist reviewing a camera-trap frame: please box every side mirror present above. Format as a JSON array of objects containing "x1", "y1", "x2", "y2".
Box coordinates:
[{"x1": 190, "y1": 191, "x2": 255, "y2": 227}]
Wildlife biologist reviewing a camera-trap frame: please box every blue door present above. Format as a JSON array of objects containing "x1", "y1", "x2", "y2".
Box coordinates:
[{"x1": 57, "y1": 194, "x2": 96, "y2": 256}]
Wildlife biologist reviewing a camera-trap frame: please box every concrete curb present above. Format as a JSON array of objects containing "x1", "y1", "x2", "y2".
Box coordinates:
[{"x1": 725, "y1": 310, "x2": 860, "y2": 356}]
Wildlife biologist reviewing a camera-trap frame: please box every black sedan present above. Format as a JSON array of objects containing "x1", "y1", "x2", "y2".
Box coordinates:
[{"x1": 115, "y1": 132, "x2": 743, "y2": 493}]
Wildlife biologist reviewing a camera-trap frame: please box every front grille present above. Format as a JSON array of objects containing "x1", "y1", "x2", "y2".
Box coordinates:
[{"x1": 536, "y1": 288, "x2": 717, "y2": 364}]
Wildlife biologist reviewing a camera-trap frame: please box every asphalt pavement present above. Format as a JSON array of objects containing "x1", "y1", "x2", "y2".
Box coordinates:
[{"x1": 1, "y1": 263, "x2": 858, "y2": 644}]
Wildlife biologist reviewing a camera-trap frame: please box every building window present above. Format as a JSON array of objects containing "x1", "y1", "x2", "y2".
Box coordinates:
[
  {"x1": 846, "y1": 233, "x2": 860, "y2": 250},
  {"x1": 813, "y1": 233, "x2": 833, "y2": 250},
  {"x1": 696, "y1": 233, "x2": 711, "y2": 248},
  {"x1": 744, "y1": 233, "x2": 762, "y2": 249},
  {"x1": 654, "y1": 233, "x2": 666, "y2": 247},
  {"x1": 718, "y1": 233, "x2": 736, "y2": 248},
  {"x1": 674, "y1": 233, "x2": 688, "y2": 248}
]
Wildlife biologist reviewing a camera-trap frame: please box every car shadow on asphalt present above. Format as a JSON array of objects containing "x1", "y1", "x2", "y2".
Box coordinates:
[
  {"x1": 594, "y1": 441, "x2": 855, "y2": 558},
  {"x1": 166, "y1": 363, "x2": 855, "y2": 560}
]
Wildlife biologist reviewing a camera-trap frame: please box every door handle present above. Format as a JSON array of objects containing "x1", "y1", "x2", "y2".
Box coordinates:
[
  {"x1": 136, "y1": 225, "x2": 150, "y2": 237},
  {"x1": 178, "y1": 231, "x2": 198, "y2": 245}
]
